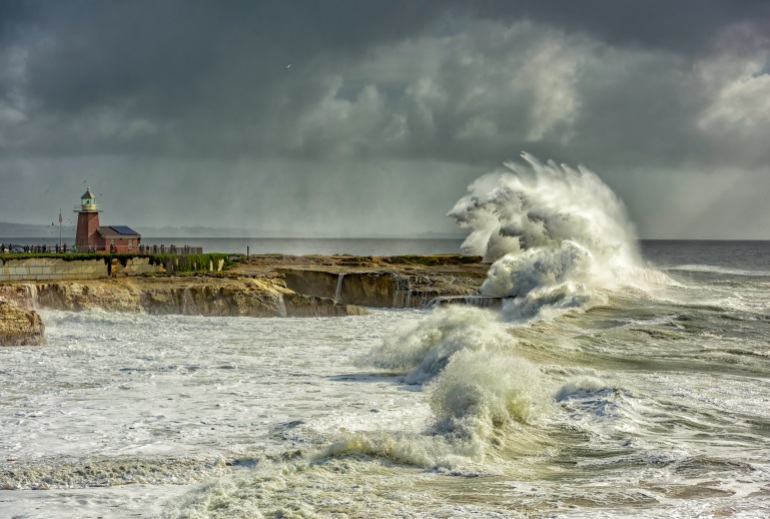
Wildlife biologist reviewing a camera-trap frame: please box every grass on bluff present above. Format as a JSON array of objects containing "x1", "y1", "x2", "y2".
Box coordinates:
[{"x1": 148, "y1": 253, "x2": 236, "y2": 273}]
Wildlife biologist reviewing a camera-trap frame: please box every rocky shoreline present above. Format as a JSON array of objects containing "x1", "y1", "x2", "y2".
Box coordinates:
[{"x1": 0, "y1": 254, "x2": 487, "y2": 346}]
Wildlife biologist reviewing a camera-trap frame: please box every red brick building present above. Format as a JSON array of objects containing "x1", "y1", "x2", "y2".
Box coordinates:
[{"x1": 74, "y1": 188, "x2": 141, "y2": 253}]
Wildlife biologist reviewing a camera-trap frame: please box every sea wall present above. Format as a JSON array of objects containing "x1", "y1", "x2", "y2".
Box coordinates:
[
  {"x1": 0, "y1": 256, "x2": 227, "y2": 281},
  {"x1": 0, "y1": 257, "x2": 108, "y2": 281},
  {"x1": 0, "y1": 257, "x2": 168, "y2": 281}
]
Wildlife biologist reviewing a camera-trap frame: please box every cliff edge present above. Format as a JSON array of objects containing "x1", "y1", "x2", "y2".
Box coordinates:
[
  {"x1": 0, "y1": 254, "x2": 488, "y2": 331},
  {"x1": 31, "y1": 277, "x2": 367, "y2": 318},
  {"x1": 232, "y1": 254, "x2": 487, "y2": 308}
]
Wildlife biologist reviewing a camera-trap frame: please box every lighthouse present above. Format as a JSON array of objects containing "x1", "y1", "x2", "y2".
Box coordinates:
[
  {"x1": 73, "y1": 189, "x2": 141, "y2": 253},
  {"x1": 74, "y1": 188, "x2": 102, "y2": 251}
]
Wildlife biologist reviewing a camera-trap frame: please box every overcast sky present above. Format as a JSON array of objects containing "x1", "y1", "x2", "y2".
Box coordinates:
[{"x1": 1, "y1": 0, "x2": 769, "y2": 238}]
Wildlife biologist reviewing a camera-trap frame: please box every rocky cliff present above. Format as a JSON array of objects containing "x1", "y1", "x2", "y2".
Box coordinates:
[
  {"x1": 0, "y1": 283, "x2": 38, "y2": 311},
  {"x1": 30, "y1": 277, "x2": 366, "y2": 317},
  {"x1": 0, "y1": 298, "x2": 45, "y2": 346},
  {"x1": 235, "y1": 254, "x2": 487, "y2": 308},
  {"x1": 0, "y1": 254, "x2": 490, "y2": 345},
  {"x1": 280, "y1": 269, "x2": 483, "y2": 308},
  {"x1": 0, "y1": 277, "x2": 364, "y2": 318},
  {"x1": 0, "y1": 254, "x2": 488, "y2": 324}
]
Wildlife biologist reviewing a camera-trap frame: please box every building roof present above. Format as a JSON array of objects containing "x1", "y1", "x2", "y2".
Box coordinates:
[
  {"x1": 97, "y1": 225, "x2": 141, "y2": 237},
  {"x1": 81, "y1": 187, "x2": 95, "y2": 199}
]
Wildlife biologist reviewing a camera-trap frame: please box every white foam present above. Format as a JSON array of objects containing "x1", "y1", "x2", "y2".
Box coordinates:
[
  {"x1": 369, "y1": 305, "x2": 512, "y2": 384},
  {"x1": 449, "y1": 153, "x2": 660, "y2": 320}
]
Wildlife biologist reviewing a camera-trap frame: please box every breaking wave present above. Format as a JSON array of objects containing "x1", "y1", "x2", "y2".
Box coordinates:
[
  {"x1": 256, "y1": 155, "x2": 672, "y2": 480},
  {"x1": 351, "y1": 303, "x2": 550, "y2": 471},
  {"x1": 370, "y1": 306, "x2": 512, "y2": 384},
  {"x1": 449, "y1": 152, "x2": 668, "y2": 320},
  {"x1": 449, "y1": 152, "x2": 640, "y2": 265},
  {"x1": 348, "y1": 154, "x2": 671, "y2": 467}
]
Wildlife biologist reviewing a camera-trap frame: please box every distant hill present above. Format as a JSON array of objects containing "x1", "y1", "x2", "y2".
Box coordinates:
[{"x1": 0, "y1": 221, "x2": 75, "y2": 239}]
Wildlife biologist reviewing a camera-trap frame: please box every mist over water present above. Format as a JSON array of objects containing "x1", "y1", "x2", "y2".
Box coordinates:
[
  {"x1": 339, "y1": 155, "x2": 769, "y2": 517},
  {"x1": 448, "y1": 153, "x2": 667, "y2": 321},
  {"x1": 3, "y1": 156, "x2": 770, "y2": 518},
  {"x1": 449, "y1": 153, "x2": 640, "y2": 265},
  {"x1": 155, "y1": 157, "x2": 770, "y2": 515},
  {"x1": 363, "y1": 155, "x2": 648, "y2": 464}
]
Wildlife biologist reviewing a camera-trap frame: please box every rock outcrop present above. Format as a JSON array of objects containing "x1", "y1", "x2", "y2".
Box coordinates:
[
  {"x1": 232, "y1": 254, "x2": 487, "y2": 309},
  {"x1": 428, "y1": 295, "x2": 504, "y2": 309},
  {"x1": 0, "y1": 283, "x2": 38, "y2": 311},
  {"x1": 0, "y1": 298, "x2": 45, "y2": 346},
  {"x1": 0, "y1": 254, "x2": 489, "y2": 321},
  {"x1": 280, "y1": 270, "x2": 483, "y2": 308},
  {"x1": 32, "y1": 277, "x2": 366, "y2": 317}
]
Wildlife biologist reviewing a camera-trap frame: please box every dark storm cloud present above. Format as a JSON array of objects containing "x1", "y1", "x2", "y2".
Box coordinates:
[
  {"x1": 467, "y1": 0, "x2": 769, "y2": 55},
  {"x1": 14, "y1": 1, "x2": 444, "y2": 113},
  {"x1": 1, "y1": 0, "x2": 458, "y2": 157},
  {"x1": 1, "y1": 0, "x2": 769, "y2": 238},
  {"x1": 2, "y1": 0, "x2": 767, "y2": 161},
  {"x1": 0, "y1": 1, "x2": 764, "y2": 163}
]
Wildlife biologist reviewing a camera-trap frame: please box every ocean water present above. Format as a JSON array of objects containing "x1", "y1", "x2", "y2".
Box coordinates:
[{"x1": 2, "y1": 157, "x2": 770, "y2": 518}]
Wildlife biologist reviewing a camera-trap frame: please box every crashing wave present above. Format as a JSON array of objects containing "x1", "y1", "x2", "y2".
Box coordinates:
[
  {"x1": 358, "y1": 154, "x2": 671, "y2": 466},
  {"x1": 449, "y1": 152, "x2": 667, "y2": 320}
]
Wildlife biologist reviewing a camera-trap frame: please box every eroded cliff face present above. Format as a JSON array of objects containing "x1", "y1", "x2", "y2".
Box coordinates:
[
  {"x1": 37, "y1": 281, "x2": 141, "y2": 312},
  {"x1": 0, "y1": 298, "x2": 45, "y2": 346},
  {"x1": 0, "y1": 255, "x2": 488, "y2": 320},
  {"x1": 0, "y1": 284, "x2": 38, "y2": 311},
  {"x1": 281, "y1": 269, "x2": 484, "y2": 308},
  {"x1": 31, "y1": 277, "x2": 366, "y2": 318}
]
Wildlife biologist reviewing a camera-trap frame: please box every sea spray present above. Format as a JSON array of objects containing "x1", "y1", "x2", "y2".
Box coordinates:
[
  {"x1": 449, "y1": 152, "x2": 640, "y2": 265},
  {"x1": 310, "y1": 366, "x2": 547, "y2": 470},
  {"x1": 449, "y1": 153, "x2": 667, "y2": 320},
  {"x1": 363, "y1": 306, "x2": 548, "y2": 463},
  {"x1": 181, "y1": 287, "x2": 197, "y2": 315},
  {"x1": 173, "y1": 154, "x2": 686, "y2": 514},
  {"x1": 428, "y1": 349, "x2": 543, "y2": 434},
  {"x1": 333, "y1": 273, "x2": 345, "y2": 304},
  {"x1": 358, "y1": 154, "x2": 657, "y2": 462},
  {"x1": 370, "y1": 305, "x2": 514, "y2": 384}
]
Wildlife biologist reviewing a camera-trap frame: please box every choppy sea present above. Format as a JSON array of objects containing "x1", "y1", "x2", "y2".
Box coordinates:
[
  {"x1": 1, "y1": 238, "x2": 769, "y2": 518},
  {"x1": 2, "y1": 156, "x2": 769, "y2": 518}
]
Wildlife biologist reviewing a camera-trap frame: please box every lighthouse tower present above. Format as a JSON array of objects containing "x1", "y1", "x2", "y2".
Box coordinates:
[{"x1": 74, "y1": 188, "x2": 102, "y2": 251}]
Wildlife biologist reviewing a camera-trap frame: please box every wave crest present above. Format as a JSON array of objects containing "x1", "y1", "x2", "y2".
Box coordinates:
[
  {"x1": 429, "y1": 349, "x2": 542, "y2": 435},
  {"x1": 370, "y1": 306, "x2": 513, "y2": 384},
  {"x1": 449, "y1": 153, "x2": 661, "y2": 319}
]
